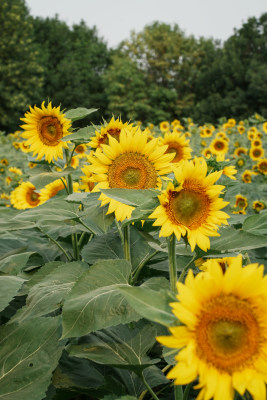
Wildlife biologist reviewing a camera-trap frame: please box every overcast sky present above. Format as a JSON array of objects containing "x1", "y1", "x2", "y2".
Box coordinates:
[{"x1": 25, "y1": 0, "x2": 266, "y2": 47}]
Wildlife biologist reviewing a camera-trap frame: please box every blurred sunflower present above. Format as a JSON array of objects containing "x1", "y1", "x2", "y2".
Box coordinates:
[
  {"x1": 234, "y1": 147, "x2": 247, "y2": 157},
  {"x1": 253, "y1": 201, "x2": 266, "y2": 212},
  {"x1": 251, "y1": 138, "x2": 262, "y2": 147},
  {"x1": 262, "y1": 122, "x2": 267, "y2": 133},
  {"x1": 79, "y1": 165, "x2": 95, "y2": 192},
  {"x1": 149, "y1": 158, "x2": 229, "y2": 251},
  {"x1": 10, "y1": 182, "x2": 41, "y2": 209},
  {"x1": 159, "y1": 121, "x2": 170, "y2": 132},
  {"x1": 234, "y1": 194, "x2": 248, "y2": 210},
  {"x1": 257, "y1": 158, "x2": 267, "y2": 174},
  {"x1": 20, "y1": 101, "x2": 71, "y2": 163},
  {"x1": 242, "y1": 170, "x2": 254, "y2": 183},
  {"x1": 0, "y1": 158, "x2": 9, "y2": 166},
  {"x1": 157, "y1": 257, "x2": 267, "y2": 400},
  {"x1": 210, "y1": 138, "x2": 228, "y2": 156},
  {"x1": 249, "y1": 146, "x2": 264, "y2": 161},
  {"x1": 222, "y1": 165, "x2": 237, "y2": 180},
  {"x1": 198, "y1": 256, "x2": 236, "y2": 272},
  {"x1": 159, "y1": 131, "x2": 192, "y2": 163},
  {"x1": 237, "y1": 125, "x2": 245, "y2": 134},
  {"x1": 88, "y1": 127, "x2": 174, "y2": 221},
  {"x1": 8, "y1": 167, "x2": 22, "y2": 176}
]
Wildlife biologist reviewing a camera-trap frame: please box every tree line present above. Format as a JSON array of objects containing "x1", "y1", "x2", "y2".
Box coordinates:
[{"x1": 1, "y1": 0, "x2": 266, "y2": 132}]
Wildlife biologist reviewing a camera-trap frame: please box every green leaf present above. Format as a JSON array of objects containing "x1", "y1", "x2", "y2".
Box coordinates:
[
  {"x1": 64, "y1": 107, "x2": 98, "y2": 122},
  {"x1": 0, "y1": 251, "x2": 34, "y2": 274},
  {"x1": 0, "y1": 276, "x2": 26, "y2": 312},
  {"x1": 0, "y1": 317, "x2": 64, "y2": 400},
  {"x1": 29, "y1": 169, "x2": 72, "y2": 190},
  {"x1": 118, "y1": 280, "x2": 176, "y2": 327},
  {"x1": 10, "y1": 262, "x2": 88, "y2": 323},
  {"x1": 210, "y1": 226, "x2": 267, "y2": 252},
  {"x1": 61, "y1": 259, "x2": 140, "y2": 338},
  {"x1": 69, "y1": 321, "x2": 159, "y2": 370},
  {"x1": 81, "y1": 232, "x2": 123, "y2": 264},
  {"x1": 242, "y1": 211, "x2": 267, "y2": 235},
  {"x1": 62, "y1": 125, "x2": 98, "y2": 142},
  {"x1": 101, "y1": 189, "x2": 157, "y2": 207}
]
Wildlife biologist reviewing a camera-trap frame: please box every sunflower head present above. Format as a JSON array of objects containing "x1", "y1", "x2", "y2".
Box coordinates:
[
  {"x1": 149, "y1": 158, "x2": 229, "y2": 251},
  {"x1": 10, "y1": 182, "x2": 42, "y2": 209},
  {"x1": 87, "y1": 127, "x2": 174, "y2": 221},
  {"x1": 257, "y1": 158, "x2": 267, "y2": 174},
  {"x1": 253, "y1": 200, "x2": 266, "y2": 212},
  {"x1": 157, "y1": 256, "x2": 267, "y2": 400},
  {"x1": 159, "y1": 131, "x2": 192, "y2": 163},
  {"x1": 210, "y1": 138, "x2": 229, "y2": 155},
  {"x1": 234, "y1": 194, "x2": 248, "y2": 210},
  {"x1": 20, "y1": 101, "x2": 71, "y2": 163},
  {"x1": 89, "y1": 117, "x2": 133, "y2": 149},
  {"x1": 249, "y1": 146, "x2": 264, "y2": 161}
]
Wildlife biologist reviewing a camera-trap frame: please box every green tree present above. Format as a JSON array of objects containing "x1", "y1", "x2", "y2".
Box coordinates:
[
  {"x1": 31, "y1": 17, "x2": 110, "y2": 123},
  {"x1": 0, "y1": 0, "x2": 43, "y2": 133}
]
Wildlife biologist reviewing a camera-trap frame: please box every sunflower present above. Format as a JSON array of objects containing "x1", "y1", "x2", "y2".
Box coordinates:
[
  {"x1": 149, "y1": 158, "x2": 229, "y2": 251},
  {"x1": 222, "y1": 165, "x2": 237, "y2": 180},
  {"x1": 253, "y1": 201, "x2": 266, "y2": 212},
  {"x1": 234, "y1": 194, "x2": 248, "y2": 210},
  {"x1": 237, "y1": 125, "x2": 245, "y2": 134},
  {"x1": 257, "y1": 158, "x2": 267, "y2": 174},
  {"x1": 89, "y1": 117, "x2": 133, "y2": 149},
  {"x1": 0, "y1": 158, "x2": 9, "y2": 166},
  {"x1": 262, "y1": 122, "x2": 267, "y2": 134},
  {"x1": 159, "y1": 131, "x2": 192, "y2": 163},
  {"x1": 157, "y1": 257, "x2": 267, "y2": 400},
  {"x1": 10, "y1": 182, "x2": 42, "y2": 209},
  {"x1": 210, "y1": 138, "x2": 229, "y2": 156},
  {"x1": 171, "y1": 119, "x2": 180, "y2": 127},
  {"x1": 19, "y1": 141, "x2": 31, "y2": 153},
  {"x1": 159, "y1": 121, "x2": 170, "y2": 132},
  {"x1": 80, "y1": 165, "x2": 95, "y2": 192},
  {"x1": 234, "y1": 147, "x2": 247, "y2": 157},
  {"x1": 251, "y1": 139, "x2": 262, "y2": 148},
  {"x1": 227, "y1": 118, "x2": 236, "y2": 127},
  {"x1": 200, "y1": 127, "x2": 213, "y2": 138},
  {"x1": 87, "y1": 127, "x2": 174, "y2": 222},
  {"x1": 249, "y1": 146, "x2": 264, "y2": 161},
  {"x1": 74, "y1": 144, "x2": 88, "y2": 157},
  {"x1": 20, "y1": 101, "x2": 71, "y2": 163},
  {"x1": 202, "y1": 148, "x2": 212, "y2": 158},
  {"x1": 242, "y1": 170, "x2": 254, "y2": 183},
  {"x1": 39, "y1": 178, "x2": 67, "y2": 203},
  {"x1": 198, "y1": 256, "x2": 236, "y2": 272},
  {"x1": 8, "y1": 167, "x2": 23, "y2": 176}
]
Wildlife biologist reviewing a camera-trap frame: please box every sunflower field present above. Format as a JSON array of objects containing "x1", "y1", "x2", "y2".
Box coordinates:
[{"x1": 0, "y1": 104, "x2": 267, "y2": 400}]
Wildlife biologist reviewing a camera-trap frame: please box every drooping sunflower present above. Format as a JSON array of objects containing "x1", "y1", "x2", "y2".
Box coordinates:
[
  {"x1": 234, "y1": 147, "x2": 247, "y2": 157},
  {"x1": 87, "y1": 127, "x2": 174, "y2": 221},
  {"x1": 79, "y1": 165, "x2": 95, "y2": 192},
  {"x1": 149, "y1": 158, "x2": 229, "y2": 251},
  {"x1": 210, "y1": 138, "x2": 229, "y2": 156},
  {"x1": 8, "y1": 167, "x2": 23, "y2": 176},
  {"x1": 89, "y1": 117, "x2": 133, "y2": 150},
  {"x1": 249, "y1": 146, "x2": 264, "y2": 161},
  {"x1": 242, "y1": 170, "x2": 254, "y2": 183},
  {"x1": 222, "y1": 165, "x2": 237, "y2": 180},
  {"x1": 234, "y1": 194, "x2": 248, "y2": 210},
  {"x1": 10, "y1": 182, "x2": 42, "y2": 209},
  {"x1": 257, "y1": 158, "x2": 267, "y2": 175},
  {"x1": 157, "y1": 257, "x2": 267, "y2": 400},
  {"x1": 20, "y1": 101, "x2": 71, "y2": 163},
  {"x1": 253, "y1": 201, "x2": 266, "y2": 212},
  {"x1": 159, "y1": 131, "x2": 192, "y2": 163},
  {"x1": 39, "y1": 178, "x2": 79, "y2": 203}
]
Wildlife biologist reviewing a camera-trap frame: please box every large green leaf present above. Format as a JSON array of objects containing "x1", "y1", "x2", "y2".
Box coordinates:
[
  {"x1": 68, "y1": 321, "x2": 159, "y2": 370},
  {"x1": 81, "y1": 232, "x2": 123, "y2": 264},
  {"x1": 61, "y1": 259, "x2": 140, "y2": 338},
  {"x1": 10, "y1": 262, "x2": 88, "y2": 323},
  {"x1": 210, "y1": 226, "x2": 267, "y2": 252},
  {"x1": 0, "y1": 252, "x2": 34, "y2": 274},
  {"x1": 64, "y1": 107, "x2": 98, "y2": 123},
  {"x1": 29, "y1": 169, "x2": 73, "y2": 190},
  {"x1": 118, "y1": 281, "x2": 176, "y2": 327},
  {"x1": 0, "y1": 276, "x2": 26, "y2": 312},
  {"x1": 101, "y1": 189, "x2": 157, "y2": 207},
  {"x1": 242, "y1": 211, "x2": 267, "y2": 235},
  {"x1": 0, "y1": 317, "x2": 64, "y2": 400}
]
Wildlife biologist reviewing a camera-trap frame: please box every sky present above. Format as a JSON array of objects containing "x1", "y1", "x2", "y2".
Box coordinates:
[{"x1": 25, "y1": 0, "x2": 267, "y2": 48}]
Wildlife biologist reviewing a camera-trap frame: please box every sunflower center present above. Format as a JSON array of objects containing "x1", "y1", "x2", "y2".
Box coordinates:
[
  {"x1": 38, "y1": 117, "x2": 63, "y2": 146},
  {"x1": 108, "y1": 153, "x2": 157, "y2": 189},
  {"x1": 253, "y1": 149, "x2": 261, "y2": 157},
  {"x1": 196, "y1": 295, "x2": 260, "y2": 373},
  {"x1": 214, "y1": 141, "x2": 225, "y2": 150},
  {"x1": 167, "y1": 185, "x2": 210, "y2": 229},
  {"x1": 26, "y1": 190, "x2": 40, "y2": 206},
  {"x1": 165, "y1": 142, "x2": 183, "y2": 163}
]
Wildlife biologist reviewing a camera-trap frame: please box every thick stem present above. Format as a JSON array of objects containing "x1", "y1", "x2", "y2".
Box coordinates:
[
  {"x1": 123, "y1": 224, "x2": 131, "y2": 262},
  {"x1": 182, "y1": 382, "x2": 193, "y2": 400},
  {"x1": 167, "y1": 234, "x2": 177, "y2": 292},
  {"x1": 174, "y1": 385, "x2": 183, "y2": 400},
  {"x1": 140, "y1": 372, "x2": 160, "y2": 400}
]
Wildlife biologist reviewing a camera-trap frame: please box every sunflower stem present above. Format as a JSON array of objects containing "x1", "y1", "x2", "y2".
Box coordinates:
[
  {"x1": 115, "y1": 219, "x2": 124, "y2": 243},
  {"x1": 167, "y1": 234, "x2": 177, "y2": 293},
  {"x1": 178, "y1": 255, "x2": 197, "y2": 283},
  {"x1": 123, "y1": 224, "x2": 131, "y2": 262},
  {"x1": 182, "y1": 382, "x2": 193, "y2": 400},
  {"x1": 37, "y1": 227, "x2": 72, "y2": 262},
  {"x1": 140, "y1": 372, "x2": 160, "y2": 400},
  {"x1": 174, "y1": 385, "x2": 183, "y2": 400}
]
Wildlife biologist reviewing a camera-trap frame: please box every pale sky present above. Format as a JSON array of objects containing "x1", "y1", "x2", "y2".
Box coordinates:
[{"x1": 25, "y1": 0, "x2": 267, "y2": 47}]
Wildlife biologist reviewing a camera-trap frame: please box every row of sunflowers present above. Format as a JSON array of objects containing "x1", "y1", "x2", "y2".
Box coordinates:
[{"x1": 0, "y1": 102, "x2": 267, "y2": 400}]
